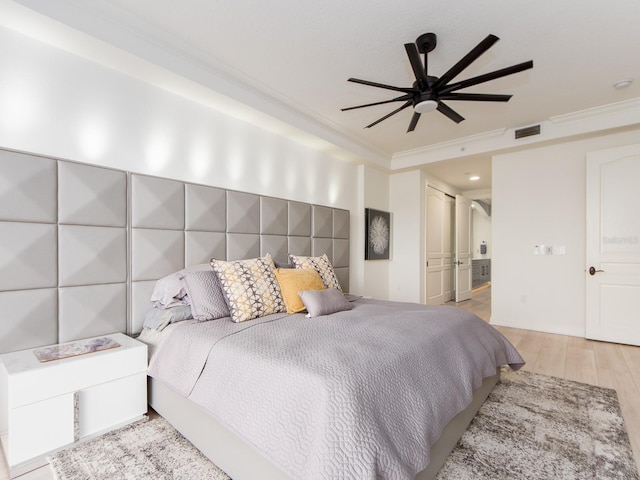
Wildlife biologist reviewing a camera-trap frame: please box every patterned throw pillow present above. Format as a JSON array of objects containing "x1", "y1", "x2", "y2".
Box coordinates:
[
  {"x1": 288, "y1": 253, "x2": 342, "y2": 292},
  {"x1": 210, "y1": 253, "x2": 285, "y2": 323},
  {"x1": 274, "y1": 267, "x2": 326, "y2": 314}
]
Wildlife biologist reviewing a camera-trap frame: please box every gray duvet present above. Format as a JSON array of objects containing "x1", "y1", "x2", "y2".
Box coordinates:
[{"x1": 147, "y1": 298, "x2": 524, "y2": 480}]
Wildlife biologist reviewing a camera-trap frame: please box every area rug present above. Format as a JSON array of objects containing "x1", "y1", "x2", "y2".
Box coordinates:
[
  {"x1": 48, "y1": 417, "x2": 230, "y2": 480},
  {"x1": 49, "y1": 369, "x2": 639, "y2": 480},
  {"x1": 435, "y1": 368, "x2": 639, "y2": 479}
]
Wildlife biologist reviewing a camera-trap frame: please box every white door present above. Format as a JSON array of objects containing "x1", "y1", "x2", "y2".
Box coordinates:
[
  {"x1": 455, "y1": 195, "x2": 472, "y2": 302},
  {"x1": 426, "y1": 187, "x2": 445, "y2": 305},
  {"x1": 443, "y1": 195, "x2": 455, "y2": 302},
  {"x1": 586, "y1": 144, "x2": 640, "y2": 346}
]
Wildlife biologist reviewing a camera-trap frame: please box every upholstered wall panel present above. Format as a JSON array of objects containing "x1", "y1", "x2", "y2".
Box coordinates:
[
  {"x1": 131, "y1": 281, "x2": 155, "y2": 334},
  {"x1": 0, "y1": 150, "x2": 57, "y2": 223},
  {"x1": 227, "y1": 191, "x2": 260, "y2": 234},
  {"x1": 261, "y1": 235, "x2": 288, "y2": 264},
  {"x1": 131, "y1": 229, "x2": 184, "y2": 281},
  {"x1": 58, "y1": 284, "x2": 127, "y2": 342},
  {"x1": 186, "y1": 231, "x2": 226, "y2": 265},
  {"x1": 185, "y1": 184, "x2": 226, "y2": 232},
  {"x1": 58, "y1": 226, "x2": 126, "y2": 286},
  {"x1": 58, "y1": 162, "x2": 126, "y2": 227},
  {"x1": 312, "y1": 238, "x2": 333, "y2": 262},
  {"x1": 226, "y1": 233, "x2": 260, "y2": 261},
  {"x1": 288, "y1": 236, "x2": 312, "y2": 257},
  {"x1": 333, "y1": 239, "x2": 350, "y2": 268},
  {"x1": 131, "y1": 175, "x2": 184, "y2": 229},
  {"x1": 0, "y1": 222, "x2": 57, "y2": 291},
  {"x1": 333, "y1": 209, "x2": 350, "y2": 239},
  {"x1": 288, "y1": 201, "x2": 311, "y2": 236},
  {"x1": 261, "y1": 197, "x2": 288, "y2": 235},
  {"x1": 312, "y1": 205, "x2": 333, "y2": 238},
  {"x1": 1, "y1": 149, "x2": 350, "y2": 348},
  {"x1": 335, "y1": 268, "x2": 349, "y2": 293},
  {"x1": 0, "y1": 289, "x2": 58, "y2": 352}
]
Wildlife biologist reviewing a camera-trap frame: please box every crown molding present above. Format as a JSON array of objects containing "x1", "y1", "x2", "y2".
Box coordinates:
[{"x1": 391, "y1": 96, "x2": 640, "y2": 170}]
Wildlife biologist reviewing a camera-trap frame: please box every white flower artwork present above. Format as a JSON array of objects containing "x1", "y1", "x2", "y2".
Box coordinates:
[
  {"x1": 369, "y1": 216, "x2": 389, "y2": 254},
  {"x1": 365, "y1": 208, "x2": 390, "y2": 259}
]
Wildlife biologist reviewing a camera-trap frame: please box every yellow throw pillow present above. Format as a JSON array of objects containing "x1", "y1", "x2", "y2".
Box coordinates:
[{"x1": 275, "y1": 268, "x2": 326, "y2": 313}]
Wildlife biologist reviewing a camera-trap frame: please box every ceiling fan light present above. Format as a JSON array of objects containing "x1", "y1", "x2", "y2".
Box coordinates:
[{"x1": 414, "y1": 99, "x2": 438, "y2": 114}]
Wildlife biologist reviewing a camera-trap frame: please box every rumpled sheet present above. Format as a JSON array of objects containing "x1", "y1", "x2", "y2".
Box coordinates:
[{"x1": 147, "y1": 298, "x2": 524, "y2": 480}]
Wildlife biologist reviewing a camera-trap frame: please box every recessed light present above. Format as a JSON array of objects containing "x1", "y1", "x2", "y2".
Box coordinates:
[
  {"x1": 614, "y1": 79, "x2": 633, "y2": 89},
  {"x1": 469, "y1": 175, "x2": 480, "y2": 181}
]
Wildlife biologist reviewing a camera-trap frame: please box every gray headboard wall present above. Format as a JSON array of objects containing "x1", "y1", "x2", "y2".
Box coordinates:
[{"x1": 0, "y1": 148, "x2": 350, "y2": 353}]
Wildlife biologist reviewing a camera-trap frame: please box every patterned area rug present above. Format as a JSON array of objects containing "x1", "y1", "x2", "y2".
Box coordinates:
[
  {"x1": 436, "y1": 368, "x2": 639, "y2": 479},
  {"x1": 49, "y1": 369, "x2": 639, "y2": 480},
  {"x1": 49, "y1": 417, "x2": 229, "y2": 480}
]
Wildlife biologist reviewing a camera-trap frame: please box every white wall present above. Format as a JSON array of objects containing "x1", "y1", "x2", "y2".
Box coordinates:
[
  {"x1": 0, "y1": 24, "x2": 369, "y2": 293},
  {"x1": 389, "y1": 170, "x2": 425, "y2": 303},
  {"x1": 491, "y1": 128, "x2": 640, "y2": 337},
  {"x1": 358, "y1": 165, "x2": 390, "y2": 299}
]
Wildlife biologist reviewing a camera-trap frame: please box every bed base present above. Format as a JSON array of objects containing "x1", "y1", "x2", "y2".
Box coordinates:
[{"x1": 148, "y1": 369, "x2": 500, "y2": 480}]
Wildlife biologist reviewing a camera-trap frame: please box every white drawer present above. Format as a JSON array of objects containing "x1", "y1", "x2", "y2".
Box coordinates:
[
  {"x1": 8, "y1": 393, "x2": 75, "y2": 465},
  {"x1": 78, "y1": 372, "x2": 147, "y2": 438}
]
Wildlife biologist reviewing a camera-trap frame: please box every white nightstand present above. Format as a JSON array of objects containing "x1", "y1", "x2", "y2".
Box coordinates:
[{"x1": 0, "y1": 333, "x2": 147, "y2": 478}]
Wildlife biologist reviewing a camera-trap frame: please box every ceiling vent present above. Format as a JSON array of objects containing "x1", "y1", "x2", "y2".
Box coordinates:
[{"x1": 514, "y1": 124, "x2": 541, "y2": 139}]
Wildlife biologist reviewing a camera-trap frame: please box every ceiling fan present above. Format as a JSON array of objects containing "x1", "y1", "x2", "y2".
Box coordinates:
[{"x1": 342, "y1": 33, "x2": 533, "y2": 132}]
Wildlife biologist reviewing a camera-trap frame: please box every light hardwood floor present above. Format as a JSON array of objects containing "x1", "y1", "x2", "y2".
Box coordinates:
[
  {"x1": 449, "y1": 285, "x2": 640, "y2": 471},
  {"x1": 3, "y1": 287, "x2": 639, "y2": 478}
]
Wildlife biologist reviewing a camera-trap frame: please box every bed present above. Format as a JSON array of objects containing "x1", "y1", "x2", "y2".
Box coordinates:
[{"x1": 139, "y1": 265, "x2": 524, "y2": 480}]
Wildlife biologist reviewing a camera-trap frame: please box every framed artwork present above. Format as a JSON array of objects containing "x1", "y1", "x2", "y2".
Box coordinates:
[{"x1": 365, "y1": 208, "x2": 391, "y2": 260}]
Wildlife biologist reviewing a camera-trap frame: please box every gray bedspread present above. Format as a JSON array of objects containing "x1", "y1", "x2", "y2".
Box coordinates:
[{"x1": 147, "y1": 298, "x2": 524, "y2": 480}]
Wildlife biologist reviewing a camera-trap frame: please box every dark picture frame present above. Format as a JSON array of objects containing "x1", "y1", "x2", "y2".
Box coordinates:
[{"x1": 365, "y1": 208, "x2": 391, "y2": 260}]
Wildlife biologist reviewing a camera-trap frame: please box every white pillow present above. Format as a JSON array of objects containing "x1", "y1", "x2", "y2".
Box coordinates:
[{"x1": 150, "y1": 263, "x2": 212, "y2": 308}]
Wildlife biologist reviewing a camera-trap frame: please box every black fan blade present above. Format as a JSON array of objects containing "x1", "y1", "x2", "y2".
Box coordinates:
[
  {"x1": 348, "y1": 78, "x2": 416, "y2": 94},
  {"x1": 407, "y1": 112, "x2": 421, "y2": 132},
  {"x1": 341, "y1": 94, "x2": 413, "y2": 111},
  {"x1": 431, "y1": 34, "x2": 499, "y2": 90},
  {"x1": 365, "y1": 101, "x2": 412, "y2": 128},
  {"x1": 438, "y1": 93, "x2": 512, "y2": 102},
  {"x1": 440, "y1": 60, "x2": 533, "y2": 94},
  {"x1": 436, "y1": 102, "x2": 465, "y2": 123},
  {"x1": 404, "y1": 43, "x2": 428, "y2": 86}
]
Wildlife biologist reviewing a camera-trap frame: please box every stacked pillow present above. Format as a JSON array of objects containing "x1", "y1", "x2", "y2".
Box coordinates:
[
  {"x1": 288, "y1": 253, "x2": 343, "y2": 292},
  {"x1": 210, "y1": 253, "x2": 286, "y2": 323},
  {"x1": 274, "y1": 267, "x2": 325, "y2": 314},
  {"x1": 146, "y1": 252, "x2": 350, "y2": 328}
]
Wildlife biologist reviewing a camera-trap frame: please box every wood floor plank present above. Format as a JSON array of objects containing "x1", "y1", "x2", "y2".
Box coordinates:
[{"x1": 564, "y1": 344, "x2": 598, "y2": 385}]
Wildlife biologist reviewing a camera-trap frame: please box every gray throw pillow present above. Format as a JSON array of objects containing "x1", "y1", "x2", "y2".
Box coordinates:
[
  {"x1": 299, "y1": 288, "x2": 353, "y2": 317},
  {"x1": 180, "y1": 270, "x2": 230, "y2": 321},
  {"x1": 143, "y1": 305, "x2": 193, "y2": 331}
]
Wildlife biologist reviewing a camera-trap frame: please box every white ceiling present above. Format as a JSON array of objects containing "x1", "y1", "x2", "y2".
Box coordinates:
[{"x1": 9, "y1": 0, "x2": 640, "y2": 191}]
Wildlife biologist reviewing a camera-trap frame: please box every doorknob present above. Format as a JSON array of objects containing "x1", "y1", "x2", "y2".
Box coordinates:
[{"x1": 588, "y1": 266, "x2": 604, "y2": 276}]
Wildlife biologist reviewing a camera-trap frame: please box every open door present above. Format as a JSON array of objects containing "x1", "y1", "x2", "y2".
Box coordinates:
[
  {"x1": 426, "y1": 187, "x2": 455, "y2": 305},
  {"x1": 455, "y1": 195, "x2": 472, "y2": 302},
  {"x1": 586, "y1": 144, "x2": 640, "y2": 346}
]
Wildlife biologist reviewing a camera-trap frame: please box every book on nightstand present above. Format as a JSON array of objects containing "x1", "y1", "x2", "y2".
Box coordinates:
[{"x1": 32, "y1": 336, "x2": 120, "y2": 363}]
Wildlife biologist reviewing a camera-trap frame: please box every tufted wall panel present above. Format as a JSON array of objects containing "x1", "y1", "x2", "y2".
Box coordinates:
[
  {"x1": 0, "y1": 148, "x2": 350, "y2": 352},
  {"x1": 130, "y1": 174, "x2": 351, "y2": 333},
  {"x1": 0, "y1": 149, "x2": 128, "y2": 352}
]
